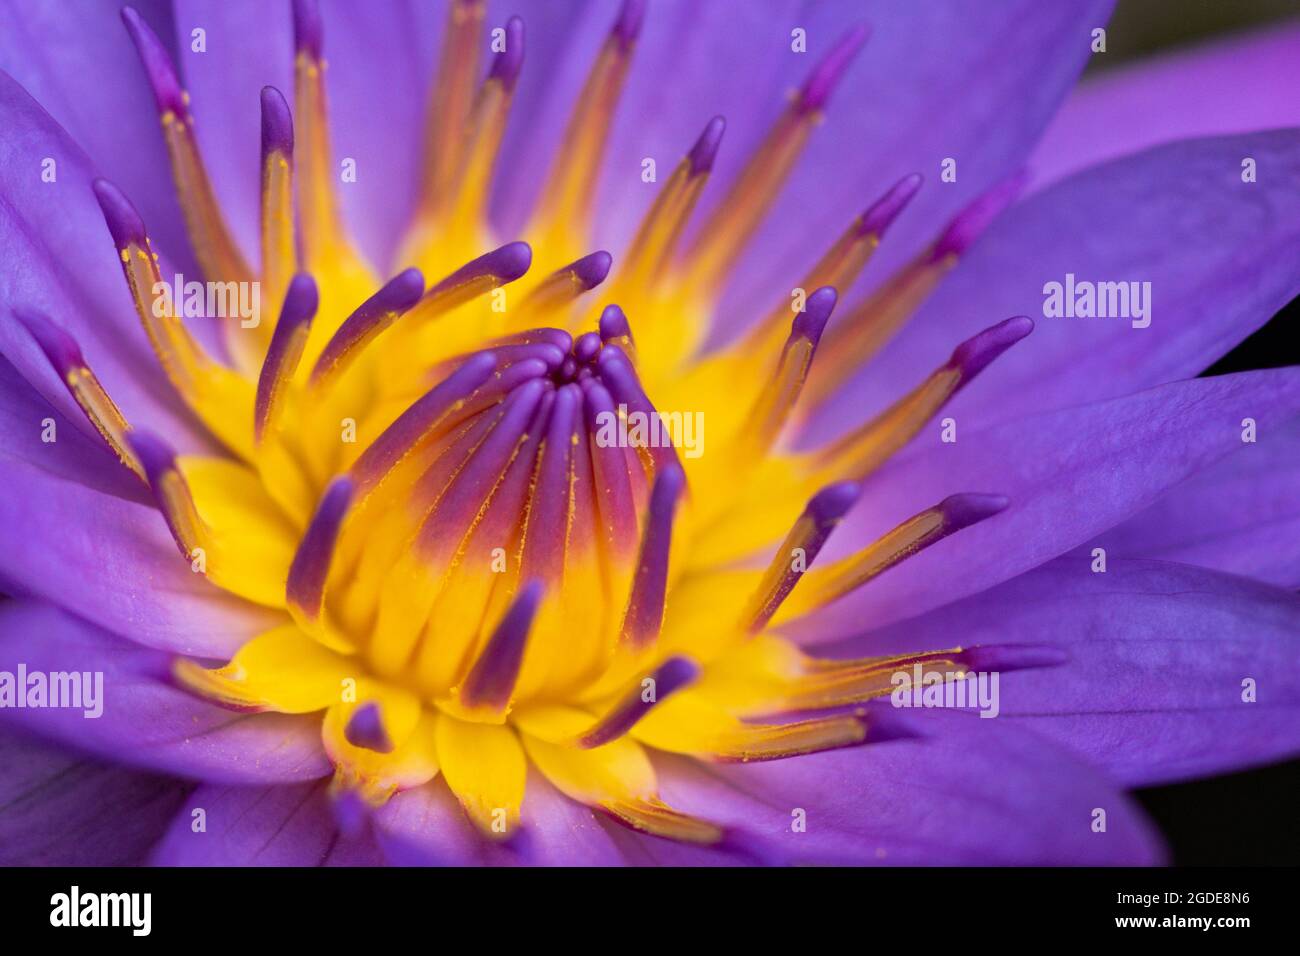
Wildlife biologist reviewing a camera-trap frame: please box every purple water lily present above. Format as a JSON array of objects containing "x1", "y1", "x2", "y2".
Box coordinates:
[{"x1": 0, "y1": 0, "x2": 1298, "y2": 867}]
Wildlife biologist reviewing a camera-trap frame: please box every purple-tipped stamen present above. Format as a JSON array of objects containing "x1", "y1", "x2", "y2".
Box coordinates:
[
  {"x1": 489, "y1": 16, "x2": 525, "y2": 91},
  {"x1": 344, "y1": 701, "x2": 394, "y2": 753},
  {"x1": 598, "y1": 305, "x2": 634, "y2": 346},
  {"x1": 425, "y1": 241, "x2": 532, "y2": 303},
  {"x1": 286, "y1": 476, "x2": 355, "y2": 621},
  {"x1": 121, "y1": 6, "x2": 187, "y2": 116},
  {"x1": 260, "y1": 86, "x2": 294, "y2": 158},
  {"x1": 593, "y1": 347, "x2": 680, "y2": 472},
  {"x1": 858, "y1": 173, "x2": 923, "y2": 238},
  {"x1": 349, "y1": 351, "x2": 498, "y2": 496},
  {"x1": 573, "y1": 331, "x2": 602, "y2": 364},
  {"x1": 255, "y1": 274, "x2": 318, "y2": 442},
  {"x1": 91, "y1": 178, "x2": 148, "y2": 249},
  {"x1": 519, "y1": 385, "x2": 580, "y2": 584},
  {"x1": 579, "y1": 656, "x2": 699, "y2": 749},
  {"x1": 959, "y1": 644, "x2": 1070, "y2": 674},
  {"x1": 687, "y1": 116, "x2": 727, "y2": 176},
  {"x1": 310, "y1": 268, "x2": 425, "y2": 388},
  {"x1": 128, "y1": 429, "x2": 178, "y2": 489},
  {"x1": 611, "y1": 0, "x2": 647, "y2": 50},
  {"x1": 749, "y1": 481, "x2": 862, "y2": 632},
  {"x1": 292, "y1": 0, "x2": 323, "y2": 59},
  {"x1": 13, "y1": 308, "x2": 84, "y2": 374},
  {"x1": 792, "y1": 286, "x2": 838, "y2": 345},
  {"x1": 947, "y1": 315, "x2": 1034, "y2": 386},
  {"x1": 620, "y1": 463, "x2": 686, "y2": 647},
  {"x1": 582, "y1": 381, "x2": 640, "y2": 548},
  {"x1": 458, "y1": 580, "x2": 544, "y2": 712},
  {"x1": 929, "y1": 170, "x2": 1028, "y2": 262},
  {"x1": 938, "y1": 492, "x2": 1010, "y2": 530},
  {"x1": 569, "y1": 250, "x2": 613, "y2": 290},
  {"x1": 414, "y1": 379, "x2": 546, "y2": 560},
  {"x1": 797, "y1": 24, "x2": 869, "y2": 114}
]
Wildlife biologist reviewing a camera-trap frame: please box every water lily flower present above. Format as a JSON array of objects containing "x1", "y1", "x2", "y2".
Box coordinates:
[{"x1": 1, "y1": 0, "x2": 1298, "y2": 867}]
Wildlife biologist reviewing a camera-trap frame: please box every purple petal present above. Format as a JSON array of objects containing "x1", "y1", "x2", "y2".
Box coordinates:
[
  {"x1": 151, "y1": 780, "x2": 385, "y2": 865},
  {"x1": 828, "y1": 557, "x2": 1300, "y2": 788},
  {"x1": 798, "y1": 368, "x2": 1300, "y2": 637},
  {"x1": 638, "y1": 710, "x2": 1163, "y2": 865},
  {"x1": 374, "y1": 769, "x2": 627, "y2": 866},
  {"x1": 1030, "y1": 20, "x2": 1300, "y2": 190},
  {"x1": 0, "y1": 725, "x2": 191, "y2": 865},
  {"x1": 812, "y1": 129, "x2": 1300, "y2": 439},
  {"x1": 0, "y1": 356, "x2": 145, "y2": 500},
  {"x1": 0, "y1": 0, "x2": 197, "y2": 273},
  {"x1": 0, "y1": 439, "x2": 280, "y2": 656},
  {"x1": 0, "y1": 600, "x2": 328, "y2": 782},
  {"x1": 373, "y1": 776, "x2": 489, "y2": 865},
  {"x1": 1079, "y1": 414, "x2": 1300, "y2": 587}
]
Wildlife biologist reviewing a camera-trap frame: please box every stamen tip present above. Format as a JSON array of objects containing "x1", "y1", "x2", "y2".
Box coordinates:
[
  {"x1": 292, "y1": 0, "x2": 324, "y2": 59},
  {"x1": 949, "y1": 315, "x2": 1033, "y2": 380},
  {"x1": 126, "y1": 429, "x2": 176, "y2": 486},
  {"x1": 92, "y1": 178, "x2": 148, "y2": 249},
  {"x1": 960, "y1": 643, "x2": 1070, "y2": 673},
  {"x1": 793, "y1": 286, "x2": 837, "y2": 345},
  {"x1": 387, "y1": 267, "x2": 428, "y2": 311},
  {"x1": 490, "y1": 16, "x2": 526, "y2": 90},
  {"x1": 344, "y1": 701, "x2": 394, "y2": 753},
  {"x1": 939, "y1": 493, "x2": 1009, "y2": 529},
  {"x1": 599, "y1": 305, "x2": 632, "y2": 342},
  {"x1": 931, "y1": 171, "x2": 1027, "y2": 261},
  {"x1": 286, "y1": 475, "x2": 355, "y2": 619},
  {"x1": 13, "y1": 308, "x2": 83, "y2": 374},
  {"x1": 612, "y1": 0, "x2": 647, "y2": 49},
  {"x1": 798, "y1": 24, "x2": 869, "y2": 113},
  {"x1": 807, "y1": 480, "x2": 862, "y2": 525},
  {"x1": 492, "y1": 241, "x2": 533, "y2": 282},
  {"x1": 260, "y1": 85, "x2": 294, "y2": 157},
  {"x1": 121, "y1": 5, "x2": 186, "y2": 116},
  {"x1": 858, "y1": 172, "x2": 923, "y2": 238},
  {"x1": 687, "y1": 116, "x2": 726, "y2": 175},
  {"x1": 572, "y1": 250, "x2": 613, "y2": 290}
]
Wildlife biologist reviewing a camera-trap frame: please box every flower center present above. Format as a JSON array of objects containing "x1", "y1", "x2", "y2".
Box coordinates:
[{"x1": 15, "y1": 0, "x2": 1056, "y2": 846}]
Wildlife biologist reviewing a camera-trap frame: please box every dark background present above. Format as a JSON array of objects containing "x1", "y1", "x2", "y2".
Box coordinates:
[{"x1": 1100, "y1": 0, "x2": 1299, "y2": 865}]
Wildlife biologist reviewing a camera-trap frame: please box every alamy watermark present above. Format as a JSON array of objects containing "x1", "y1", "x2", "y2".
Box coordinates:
[
  {"x1": 1042, "y1": 273, "x2": 1151, "y2": 329},
  {"x1": 0, "y1": 664, "x2": 103, "y2": 718},
  {"x1": 890, "y1": 663, "x2": 1000, "y2": 718},
  {"x1": 152, "y1": 273, "x2": 262, "y2": 328},
  {"x1": 594, "y1": 403, "x2": 705, "y2": 459}
]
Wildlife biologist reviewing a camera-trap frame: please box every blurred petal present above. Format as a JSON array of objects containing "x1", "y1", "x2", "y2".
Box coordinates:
[
  {"x1": 0, "y1": 600, "x2": 328, "y2": 782},
  {"x1": 636, "y1": 711, "x2": 1163, "y2": 865},
  {"x1": 0, "y1": 725, "x2": 192, "y2": 865},
  {"x1": 1079, "y1": 414, "x2": 1300, "y2": 586},
  {"x1": 830, "y1": 557, "x2": 1300, "y2": 787},
  {"x1": 1030, "y1": 19, "x2": 1300, "y2": 189},
  {"x1": 799, "y1": 368, "x2": 1300, "y2": 637},
  {"x1": 151, "y1": 780, "x2": 385, "y2": 865},
  {"x1": 0, "y1": 0, "x2": 197, "y2": 272},
  {"x1": 811, "y1": 130, "x2": 1300, "y2": 438}
]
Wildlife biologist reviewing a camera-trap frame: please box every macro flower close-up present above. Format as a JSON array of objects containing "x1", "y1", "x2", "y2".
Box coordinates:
[{"x1": 0, "y1": 0, "x2": 1298, "y2": 876}]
